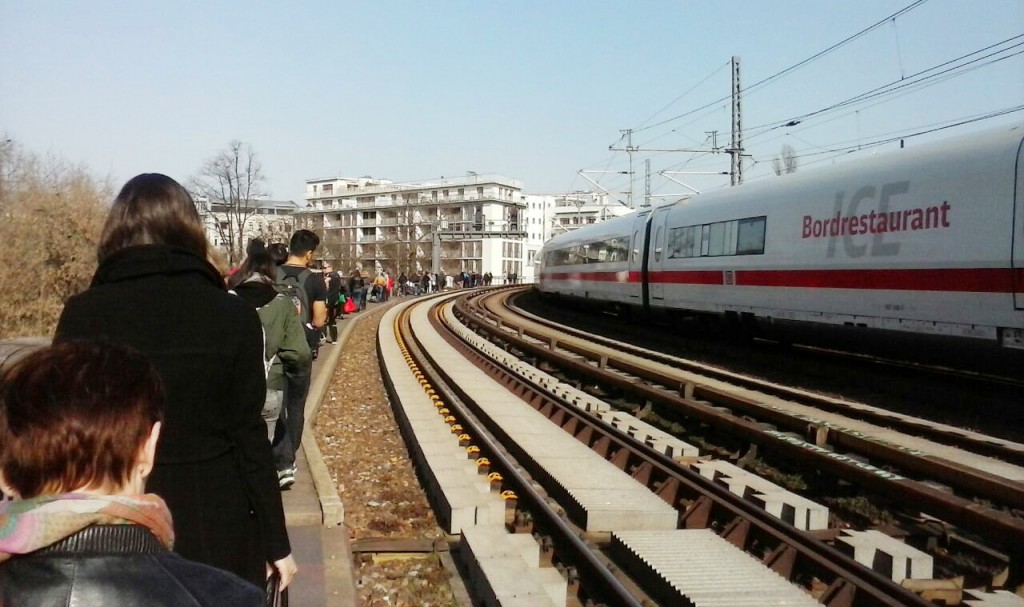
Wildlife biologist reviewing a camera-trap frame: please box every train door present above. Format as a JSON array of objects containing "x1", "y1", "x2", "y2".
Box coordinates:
[
  {"x1": 648, "y1": 205, "x2": 673, "y2": 303},
  {"x1": 628, "y1": 210, "x2": 652, "y2": 308},
  {"x1": 1015, "y1": 135, "x2": 1024, "y2": 309}
]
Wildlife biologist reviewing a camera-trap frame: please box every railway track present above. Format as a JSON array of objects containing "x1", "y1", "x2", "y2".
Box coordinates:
[
  {"x1": 380, "y1": 290, "x2": 960, "y2": 606},
  {"x1": 504, "y1": 290, "x2": 1024, "y2": 469},
  {"x1": 463, "y1": 290, "x2": 1024, "y2": 523},
  {"x1": 471, "y1": 290, "x2": 1024, "y2": 579}
]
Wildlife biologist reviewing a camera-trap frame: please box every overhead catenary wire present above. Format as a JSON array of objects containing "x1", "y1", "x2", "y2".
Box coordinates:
[
  {"x1": 629, "y1": 0, "x2": 931, "y2": 135},
  {"x1": 597, "y1": 0, "x2": 1019, "y2": 201},
  {"x1": 777, "y1": 106, "x2": 1024, "y2": 165},
  {"x1": 740, "y1": 34, "x2": 1024, "y2": 142}
]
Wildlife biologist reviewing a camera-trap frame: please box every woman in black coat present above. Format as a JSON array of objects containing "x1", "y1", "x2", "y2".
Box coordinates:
[{"x1": 54, "y1": 174, "x2": 296, "y2": 590}]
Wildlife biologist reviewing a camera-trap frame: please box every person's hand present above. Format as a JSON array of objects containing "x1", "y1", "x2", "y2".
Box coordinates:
[{"x1": 269, "y1": 554, "x2": 298, "y2": 589}]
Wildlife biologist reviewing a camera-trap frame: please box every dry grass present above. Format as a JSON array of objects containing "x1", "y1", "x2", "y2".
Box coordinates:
[
  {"x1": 0, "y1": 142, "x2": 110, "y2": 338},
  {"x1": 315, "y1": 304, "x2": 457, "y2": 606}
]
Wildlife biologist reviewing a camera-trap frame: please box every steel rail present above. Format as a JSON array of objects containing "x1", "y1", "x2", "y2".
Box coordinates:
[
  {"x1": 387, "y1": 299, "x2": 644, "y2": 607},
  {"x1": 439, "y1": 291, "x2": 932, "y2": 607},
  {"x1": 504, "y1": 288, "x2": 1024, "y2": 469},
  {"x1": 454, "y1": 292, "x2": 1024, "y2": 572}
]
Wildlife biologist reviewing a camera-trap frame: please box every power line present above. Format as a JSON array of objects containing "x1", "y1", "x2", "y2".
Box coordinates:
[
  {"x1": 632, "y1": 61, "x2": 730, "y2": 131},
  {"x1": 631, "y1": 0, "x2": 930, "y2": 134},
  {"x1": 785, "y1": 106, "x2": 1024, "y2": 162},
  {"x1": 742, "y1": 35, "x2": 1024, "y2": 141}
]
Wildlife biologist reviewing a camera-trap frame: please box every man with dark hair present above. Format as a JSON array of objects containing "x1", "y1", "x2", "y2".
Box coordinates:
[
  {"x1": 273, "y1": 229, "x2": 326, "y2": 489},
  {"x1": 278, "y1": 230, "x2": 327, "y2": 346}
]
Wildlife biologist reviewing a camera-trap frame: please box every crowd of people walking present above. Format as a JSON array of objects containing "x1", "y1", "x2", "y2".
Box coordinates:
[{"x1": 0, "y1": 171, "x2": 519, "y2": 605}]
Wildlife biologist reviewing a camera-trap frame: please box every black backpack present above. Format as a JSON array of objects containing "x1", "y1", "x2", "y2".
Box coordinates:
[{"x1": 274, "y1": 266, "x2": 312, "y2": 325}]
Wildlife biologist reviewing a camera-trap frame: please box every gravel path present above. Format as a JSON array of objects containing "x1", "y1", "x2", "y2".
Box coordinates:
[{"x1": 313, "y1": 302, "x2": 457, "y2": 607}]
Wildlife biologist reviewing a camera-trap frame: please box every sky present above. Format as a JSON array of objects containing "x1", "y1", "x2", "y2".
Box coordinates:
[{"x1": 2, "y1": 0, "x2": 1023, "y2": 206}]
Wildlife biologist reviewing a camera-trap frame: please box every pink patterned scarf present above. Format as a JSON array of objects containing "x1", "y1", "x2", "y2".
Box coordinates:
[{"x1": 0, "y1": 492, "x2": 174, "y2": 562}]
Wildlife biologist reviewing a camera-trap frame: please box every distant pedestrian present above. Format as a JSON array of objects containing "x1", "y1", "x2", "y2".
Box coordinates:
[
  {"x1": 323, "y1": 263, "x2": 342, "y2": 342},
  {"x1": 348, "y1": 269, "x2": 367, "y2": 310}
]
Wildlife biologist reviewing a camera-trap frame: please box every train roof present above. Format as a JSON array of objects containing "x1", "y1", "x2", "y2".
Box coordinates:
[
  {"x1": 541, "y1": 211, "x2": 640, "y2": 250},
  {"x1": 676, "y1": 122, "x2": 1024, "y2": 209},
  {"x1": 541, "y1": 122, "x2": 1023, "y2": 251}
]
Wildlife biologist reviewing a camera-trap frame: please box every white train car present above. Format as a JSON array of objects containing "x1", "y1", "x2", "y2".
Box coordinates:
[
  {"x1": 538, "y1": 123, "x2": 1024, "y2": 350},
  {"x1": 537, "y1": 212, "x2": 642, "y2": 306}
]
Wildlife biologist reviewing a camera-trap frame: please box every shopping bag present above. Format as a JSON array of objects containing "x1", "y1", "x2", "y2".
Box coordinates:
[
  {"x1": 265, "y1": 572, "x2": 289, "y2": 607},
  {"x1": 344, "y1": 297, "x2": 357, "y2": 314}
]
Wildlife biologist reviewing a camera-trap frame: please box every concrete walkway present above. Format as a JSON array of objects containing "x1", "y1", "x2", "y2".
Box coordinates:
[{"x1": 280, "y1": 315, "x2": 361, "y2": 606}]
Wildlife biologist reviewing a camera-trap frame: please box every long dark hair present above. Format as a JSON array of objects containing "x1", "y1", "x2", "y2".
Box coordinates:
[
  {"x1": 227, "y1": 239, "x2": 276, "y2": 289},
  {"x1": 97, "y1": 173, "x2": 209, "y2": 263}
]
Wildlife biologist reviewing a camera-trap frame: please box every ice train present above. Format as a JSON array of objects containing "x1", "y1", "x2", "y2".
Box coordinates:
[{"x1": 537, "y1": 124, "x2": 1024, "y2": 352}]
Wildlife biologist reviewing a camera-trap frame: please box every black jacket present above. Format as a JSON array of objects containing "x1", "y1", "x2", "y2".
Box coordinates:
[
  {"x1": 0, "y1": 524, "x2": 263, "y2": 606},
  {"x1": 54, "y1": 245, "x2": 289, "y2": 587}
]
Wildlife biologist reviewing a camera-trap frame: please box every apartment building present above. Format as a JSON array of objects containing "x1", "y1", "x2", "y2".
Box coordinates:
[
  {"x1": 297, "y1": 174, "x2": 528, "y2": 280},
  {"x1": 196, "y1": 196, "x2": 301, "y2": 263}
]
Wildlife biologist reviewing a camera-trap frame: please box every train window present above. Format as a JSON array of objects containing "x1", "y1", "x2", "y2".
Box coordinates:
[
  {"x1": 689, "y1": 226, "x2": 702, "y2": 257},
  {"x1": 654, "y1": 226, "x2": 664, "y2": 262},
  {"x1": 736, "y1": 216, "x2": 766, "y2": 255},
  {"x1": 668, "y1": 226, "x2": 697, "y2": 258},
  {"x1": 632, "y1": 231, "x2": 641, "y2": 263},
  {"x1": 722, "y1": 221, "x2": 738, "y2": 256},
  {"x1": 570, "y1": 246, "x2": 585, "y2": 265},
  {"x1": 668, "y1": 228, "x2": 683, "y2": 258},
  {"x1": 700, "y1": 225, "x2": 711, "y2": 256},
  {"x1": 707, "y1": 222, "x2": 725, "y2": 256}
]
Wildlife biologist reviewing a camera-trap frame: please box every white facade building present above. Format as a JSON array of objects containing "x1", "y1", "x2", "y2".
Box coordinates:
[
  {"x1": 297, "y1": 174, "x2": 528, "y2": 281},
  {"x1": 196, "y1": 196, "x2": 302, "y2": 263},
  {"x1": 296, "y1": 173, "x2": 631, "y2": 284}
]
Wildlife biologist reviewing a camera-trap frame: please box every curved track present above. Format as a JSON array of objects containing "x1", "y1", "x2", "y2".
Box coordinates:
[{"x1": 380, "y1": 290, "x2": 949, "y2": 606}]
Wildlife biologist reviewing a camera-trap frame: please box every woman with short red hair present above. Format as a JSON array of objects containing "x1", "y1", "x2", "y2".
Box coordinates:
[{"x1": 0, "y1": 341, "x2": 263, "y2": 605}]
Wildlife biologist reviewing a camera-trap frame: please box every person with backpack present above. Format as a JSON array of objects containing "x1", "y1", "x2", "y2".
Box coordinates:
[
  {"x1": 273, "y1": 229, "x2": 327, "y2": 489},
  {"x1": 229, "y1": 240, "x2": 312, "y2": 444}
]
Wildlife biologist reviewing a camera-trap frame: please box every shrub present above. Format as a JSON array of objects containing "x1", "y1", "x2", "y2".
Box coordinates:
[{"x1": 0, "y1": 142, "x2": 110, "y2": 338}]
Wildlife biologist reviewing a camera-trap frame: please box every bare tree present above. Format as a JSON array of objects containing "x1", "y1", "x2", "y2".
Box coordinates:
[
  {"x1": 191, "y1": 141, "x2": 265, "y2": 265},
  {"x1": 772, "y1": 143, "x2": 798, "y2": 176}
]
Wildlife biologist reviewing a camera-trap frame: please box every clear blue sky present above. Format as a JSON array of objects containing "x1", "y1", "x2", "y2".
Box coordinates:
[{"x1": 2, "y1": 0, "x2": 1022, "y2": 205}]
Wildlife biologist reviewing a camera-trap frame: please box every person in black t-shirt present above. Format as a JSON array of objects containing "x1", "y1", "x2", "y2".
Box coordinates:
[{"x1": 273, "y1": 230, "x2": 326, "y2": 489}]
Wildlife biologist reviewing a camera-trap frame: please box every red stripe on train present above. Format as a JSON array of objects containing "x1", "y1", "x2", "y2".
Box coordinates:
[{"x1": 543, "y1": 268, "x2": 1023, "y2": 293}]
